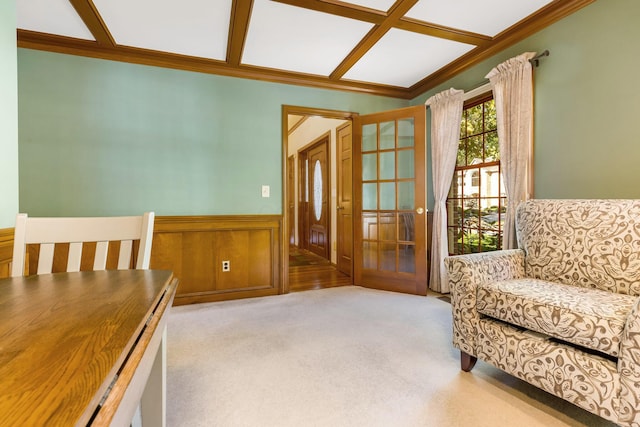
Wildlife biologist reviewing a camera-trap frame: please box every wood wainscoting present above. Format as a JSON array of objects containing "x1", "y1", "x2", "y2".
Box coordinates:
[
  {"x1": 150, "y1": 215, "x2": 282, "y2": 305},
  {"x1": 0, "y1": 228, "x2": 13, "y2": 279}
]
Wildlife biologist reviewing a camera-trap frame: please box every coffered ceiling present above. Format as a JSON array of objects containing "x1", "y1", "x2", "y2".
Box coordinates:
[{"x1": 16, "y1": 0, "x2": 595, "y2": 99}]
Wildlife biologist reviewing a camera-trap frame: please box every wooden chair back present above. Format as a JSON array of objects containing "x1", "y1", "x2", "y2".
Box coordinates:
[{"x1": 11, "y1": 212, "x2": 154, "y2": 277}]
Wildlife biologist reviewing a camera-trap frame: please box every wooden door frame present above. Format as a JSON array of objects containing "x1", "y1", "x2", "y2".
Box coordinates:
[{"x1": 281, "y1": 106, "x2": 358, "y2": 294}]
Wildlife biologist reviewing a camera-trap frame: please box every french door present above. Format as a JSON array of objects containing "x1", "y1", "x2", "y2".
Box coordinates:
[{"x1": 353, "y1": 105, "x2": 427, "y2": 295}]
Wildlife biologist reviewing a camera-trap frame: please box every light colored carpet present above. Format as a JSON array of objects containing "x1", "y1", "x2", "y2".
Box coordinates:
[{"x1": 167, "y1": 286, "x2": 616, "y2": 427}]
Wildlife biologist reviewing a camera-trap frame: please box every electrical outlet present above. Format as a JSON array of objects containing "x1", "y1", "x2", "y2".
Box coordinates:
[{"x1": 222, "y1": 260, "x2": 230, "y2": 272}]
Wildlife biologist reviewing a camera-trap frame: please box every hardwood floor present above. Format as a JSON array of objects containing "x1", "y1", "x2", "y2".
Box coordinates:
[{"x1": 289, "y1": 247, "x2": 351, "y2": 292}]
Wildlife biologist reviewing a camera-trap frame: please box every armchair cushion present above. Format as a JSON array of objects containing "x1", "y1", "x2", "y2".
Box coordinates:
[{"x1": 477, "y1": 278, "x2": 637, "y2": 357}]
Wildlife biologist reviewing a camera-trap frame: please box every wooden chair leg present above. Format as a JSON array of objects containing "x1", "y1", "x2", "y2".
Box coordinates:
[{"x1": 461, "y1": 351, "x2": 477, "y2": 372}]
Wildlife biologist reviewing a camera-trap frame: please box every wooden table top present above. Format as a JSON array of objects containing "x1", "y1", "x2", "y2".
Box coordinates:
[{"x1": 0, "y1": 269, "x2": 176, "y2": 426}]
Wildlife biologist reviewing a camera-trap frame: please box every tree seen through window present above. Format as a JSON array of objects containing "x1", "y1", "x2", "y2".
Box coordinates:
[{"x1": 446, "y1": 95, "x2": 505, "y2": 254}]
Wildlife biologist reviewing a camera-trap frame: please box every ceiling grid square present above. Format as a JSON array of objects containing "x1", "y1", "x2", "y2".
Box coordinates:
[
  {"x1": 242, "y1": 0, "x2": 374, "y2": 76},
  {"x1": 92, "y1": 0, "x2": 232, "y2": 60},
  {"x1": 17, "y1": 0, "x2": 95, "y2": 41}
]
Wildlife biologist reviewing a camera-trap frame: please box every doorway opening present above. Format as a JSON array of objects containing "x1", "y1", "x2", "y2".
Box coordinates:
[{"x1": 282, "y1": 106, "x2": 356, "y2": 293}]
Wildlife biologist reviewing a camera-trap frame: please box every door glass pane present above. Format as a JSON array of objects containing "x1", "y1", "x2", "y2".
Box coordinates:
[
  {"x1": 379, "y1": 213, "x2": 396, "y2": 242},
  {"x1": 397, "y1": 149, "x2": 413, "y2": 179},
  {"x1": 313, "y1": 160, "x2": 322, "y2": 221},
  {"x1": 362, "y1": 213, "x2": 377, "y2": 240},
  {"x1": 363, "y1": 241, "x2": 377, "y2": 269},
  {"x1": 362, "y1": 153, "x2": 377, "y2": 181},
  {"x1": 362, "y1": 183, "x2": 377, "y2": 210},
  {"x1": 399, "y1": 213, "x2": 415, "y2": 242},
  {"x1": 380, "y1": 182, "x2": 395, "y2": 210},
  {"x1": 380, "y1": 152, "x2": 395, "y2": 180},
  {"x1": 380, "y1": 243, "x2": 396, "y2": 271},
  {"x1": 380, "y1": 121, "x2": 395, "y2": 150},
  {"x1": 399, "y1": 244, "x2": 415, "y2": 273},
  {"x1": 362, "y1": 124, "x2": 377, "y2": 152},
  {"x1": 398, "y1": 118, "x2": 414, "y2": 148},
  {"x1": 398, "y1": 181, "x2": 414, "y2": 210}
]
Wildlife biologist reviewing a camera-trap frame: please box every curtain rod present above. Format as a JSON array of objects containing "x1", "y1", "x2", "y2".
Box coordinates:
[{"x1": 465, "y1": 50, "x2": 550, "y2": 94}]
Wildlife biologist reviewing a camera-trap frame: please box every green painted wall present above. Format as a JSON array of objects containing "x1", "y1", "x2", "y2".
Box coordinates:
[
  {"x1": 19, "y1": 0, "x2": 638, "y2": 217},
  {"x1": 413, "y1": 0, "x2": 640, "y2": 207},
  {"x1": 18, "y1": 50, "x2": 407, "y2": 216},
  {"x1": 0, "y1": 1, "x2": 18, "y2": 227}
]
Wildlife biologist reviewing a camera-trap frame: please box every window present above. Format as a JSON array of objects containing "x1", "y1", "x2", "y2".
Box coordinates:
[{"x1": 446, "y1": 95, "x2": 505, "y2": 254}]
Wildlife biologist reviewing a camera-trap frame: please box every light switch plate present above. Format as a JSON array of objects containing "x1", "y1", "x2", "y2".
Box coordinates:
[{"x1": 261, "y1": 185, "x2": 270, "y2": 198}]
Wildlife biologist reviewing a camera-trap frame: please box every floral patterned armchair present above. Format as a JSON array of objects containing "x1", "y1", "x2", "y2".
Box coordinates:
[{"x1": 445, "y1": 199, "x2": 640, "y2": 426}]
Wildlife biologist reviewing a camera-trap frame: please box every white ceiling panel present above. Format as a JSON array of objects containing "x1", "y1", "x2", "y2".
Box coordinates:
[
  {"x1": 242, "y1": 0, "x2": 374, "y2": 76},
  {"x1": 93, "y1": 0, "x2": 232, "y2": 60},
  {"x1": 343, "y1": 28, "x2": 474, "y2": 88},
  {"x1": 339, "y1": 0, "x2": 398, "y2": 12},
  {"x1": 17, "y1": 0, "x2": 95, "y2": 40},
  {"x1": 406, "y1": 0, "x2": 554, "y2": 36}
]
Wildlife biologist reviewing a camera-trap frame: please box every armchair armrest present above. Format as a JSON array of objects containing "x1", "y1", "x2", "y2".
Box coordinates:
[
  {"x1": 618, "y1": 296, "x2": 640, "y2": 425},
  {"x1": 445, "y1": 249, "x2": 526, "y2": 356}
]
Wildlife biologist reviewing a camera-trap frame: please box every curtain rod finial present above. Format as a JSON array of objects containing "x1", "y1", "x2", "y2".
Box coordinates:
[{"x1": 530, "y1": 50, "x2": 550, "y2": 67}]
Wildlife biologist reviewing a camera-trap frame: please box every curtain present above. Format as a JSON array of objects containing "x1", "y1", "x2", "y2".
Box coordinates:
[
  {"x1": 485, "y1": 52, "x2": 536, "y2": 249},
  {"x1": 425, "y1": 88, "x2": 464, "y2": 293}
]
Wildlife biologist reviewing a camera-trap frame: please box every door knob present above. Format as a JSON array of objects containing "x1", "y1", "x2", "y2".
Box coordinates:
[{"x1": 416, "y1": 207, "x2": 425, "y2": 215}]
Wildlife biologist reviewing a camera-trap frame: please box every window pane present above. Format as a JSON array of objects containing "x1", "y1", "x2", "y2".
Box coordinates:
[
  {"x1": 379, "y1": 213, "x2": 396, "y2": 242},
  {"x1": 463, "y1": 199, "x2": 480, "y2": 229},
  {"x1": 363, "y1": 241, "x2": 377, "y2": 269},
  {"x1": 486, "y1": 131, "x2": 499, "y2": 162},
  {"x1": 380, "y1": 152, "x2": 395, "y2": 180},
  {"x1": 363, "y1": 183, "x2": 377, "y2": 210},
  {"x1": 460, "y1": 112, "x2": 467, "y2": 138},
  {"x1": 449, "y1": 170, "x2": 463, "y2": 198},
  {"x1": 465, "y1": 229, "x2": 480, "y2": 253},
  {"x1": 467, "y1": 136, "x2": 482, "y2": 164},
  {"x1": 397, "y1": 149, "x2": 414, "y2": 179},
  {"x1": 399, "y1": 244, "x2": 415, "y2": 273},
  {"x1": 457, "y1": 140, "x2": 466, "y2": 166},
  {"x1": 362, "y1": 153, "x2": 377, "y2": 181},
  {"x1": 362, "y1": 212, "x2": 377, "y2": 240},
  {"x1": 363, "y1": 124, "x2": 377, "y2": 151},
  {"x1": 398, "y1": 118, "x2": 414, "y2": 148},
  {"x1": 380, "y1": 242, "x2": 396, "y2": 271},
  {"x1": 447, "y1": 198, "x2": 463, "y2": 227},
  {"x1": 380, "y1": 121, "x2": 395, "y2": 150},
  {"x1": 468, "y1": 104, "x2": 483, "y2": 135},
  {"x1": 486, "y1": 100, "x2": 497, "y2": 131},
  {"x1": 398, "y1": 181, "x2": 414, "y2": 210},
  {"x1": 448, "y1": 227, "x2": 462, "y2": 254},
  {"x1": 380, "y1": 182, "x2": 395, "y2": 210},
  {"x1": 399, "y1": 213, "x2": 415, "y2": 242}
]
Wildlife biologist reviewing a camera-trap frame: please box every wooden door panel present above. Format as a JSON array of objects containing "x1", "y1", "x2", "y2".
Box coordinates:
[
  {"x1": 354, "y1": 105, "x2": 427, "y2": 295},
  {"x1": 337, "y1": 122, "x2": 353, "y2": 276}
]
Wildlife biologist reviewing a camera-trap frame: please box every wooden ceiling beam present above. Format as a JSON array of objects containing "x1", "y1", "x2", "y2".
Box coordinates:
[
  {"x1": 271, "y1": 0, "x2": 387, "y2": 25},
  {"x1": 68, "y1": 0, "x2": 115, "y2": 47},
  {"x1": 227, "y1": 0, "x2": 254, "y2": 66},
  {"x1": 272, "y1": 0, "x2": 489, "y2": 45},
  {"x1": 329, "y1": 0, "x2": 417, "y2": 80}
]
